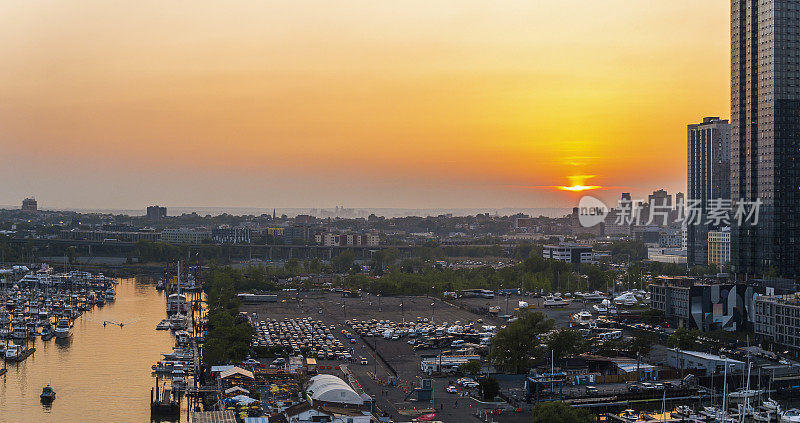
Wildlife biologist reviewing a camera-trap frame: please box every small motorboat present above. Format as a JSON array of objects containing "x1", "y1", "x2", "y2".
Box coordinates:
[
  {"x1": 4, "y1": 344, "x2": 20, "y2": 360},
  {"x1": 619, "y1": 409, "x2": 638, "y2": 422},
  {"x1": 169, "y1": 313, "x2": 187, "y2": 331},
  {"x1": 764, "y1": 398, "x2": 780, "y2": 412},
  {"x1": 40, "y1": 385, "x2": 56, "y2": 403},
  {"x1": 54, "y1": 319, "x2": 71, "y2": 338},
  {"x1": 40, "y1": 323, "x2": 54, "y2": 341},
  {"x1": 754, "y1": 411, "x2": 773, "y2": 422},
  {"x1": 782, "y1": 409, "x2": 800, "y2": 423},
  {"x1": 674, "y1": 405, "x2": 694, "y2": 417},
  {"x1": 156, "y1": 319, "x2": 170, "y2": 331}
]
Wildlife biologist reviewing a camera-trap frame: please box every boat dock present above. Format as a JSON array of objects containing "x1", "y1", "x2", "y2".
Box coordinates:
[{"x1": 604, "y1": 413, "x2": 686, "y2": 423}]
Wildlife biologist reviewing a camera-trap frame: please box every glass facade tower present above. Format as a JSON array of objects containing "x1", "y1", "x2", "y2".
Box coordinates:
[{"x1": 731, "y1": 0, "x2": 800, "y2": 277}]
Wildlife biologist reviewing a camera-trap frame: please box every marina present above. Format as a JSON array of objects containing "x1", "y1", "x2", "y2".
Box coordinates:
[{"x1": 0, "y1": 275, "x2": 185, "y2": 422}]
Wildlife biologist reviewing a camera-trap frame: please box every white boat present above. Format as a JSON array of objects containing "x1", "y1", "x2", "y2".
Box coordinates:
[
  {"x1": 11, "y1": 321, "x2": 27, "y2": 339},
  {"x1": 754, "y1": 411, "x2": 772, "y2": 422},
  {"x1": 156, "y1": 319, "x2": 171, "y2": 331},
  {"x1": 40, "y1": 323, "x2": 54, "y2": 340},
  {"x1": 783, "y1": 409, "x2": 800, "y2": 423},
  {"x1": 674, "y1": 405, "x2": 695, "y2": 418},
  {"x1": 169, "y1": 313, "x2": 187, "y2": 330},
  {"x1": 104, "y1": 287, "x2": 116, "y2": 300},
  {"x1": 619, "y1": 409, "x2": 638, "y2": 422},
  {"x1": 0, "y1": 325, "x2": 10, "y2": 339},
  {"x1": 4, "y1": 343, "x2": 20, "y2": 360},
  {"x1": 166, "y1": 294, "x2": 188, "y2": 316},
  {"x1": 571, "y1": 311, "x2": 594, "y2": 325},
  {"x1": 764, "y1": 398, "x2": 780, "y2": 412},
  {"x1": 171, "y1": 369, "x2": 186, "y2": 388},
  {"x1": 543, "y1": 295, "x2": 570, "y2": 308},
  {"x1": 728, "y1": 389, "x2": 761, "y2": 401},
  {"x1": 54, "y1": 319, "x2": 71, "y2": 338},
  {"x1": 162, "y1": 348, "x2": 194, "y2": 361},
  {"x1": 581, "y1": 291, "x2": 606, "y2": 302},
  {"x1": 175, "y1": 330, "x2": 190, "y2": 346},
  {"x1": 613, "y1": 292, "x2": 639, "y2": 306}
]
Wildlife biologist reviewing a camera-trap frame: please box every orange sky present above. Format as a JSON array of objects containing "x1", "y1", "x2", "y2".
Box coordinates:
[{"x1": 0, "y1": 1, "x2": 730, "y2": 210}]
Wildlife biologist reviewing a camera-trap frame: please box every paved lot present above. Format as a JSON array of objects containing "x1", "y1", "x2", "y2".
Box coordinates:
[{"x1": 243, "y1": 291, "x2": 534, "y2": 422}]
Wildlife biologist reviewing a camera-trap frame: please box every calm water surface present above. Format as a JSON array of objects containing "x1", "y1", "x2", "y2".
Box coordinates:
[{"x1": 0, "y1": 277, "x2": 187, "y2": 423}]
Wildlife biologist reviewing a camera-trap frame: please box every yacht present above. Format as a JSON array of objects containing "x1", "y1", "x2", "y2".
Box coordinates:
[
  {"x1": 4, "y1": 343, "x2": 20, "y2": 360},
  {"x1": 674, "y1": 405, "x2": 697, "y2": 418},
  {"x1": 40, "y1": 322, "x2": 54, "y2": 340},
  {"x1": 26, "y1": 319, "x2": 38, "y2": 336},
  {"x1": 156, "y1": 279, "x2": 165, "y2": 290},
  {"x1": 782, "y1": 409, "x2": 800, "y2": 423},
  {"x1": 754, "y1": 411, "x2": 773, "y2": 422},
  {"x1": 614, "y1": 292, "x2": 639, "y2": 306},
  {"x1": 764, "y1": 398, "x2": 780, "y2": 412},
  {"x1": 619, "y1": 409, "x2": 638, "y2": 422},
  {"x1": 166, "y1": 294, "x2": 188, "y2": 316},
  {"x1": 543, "y1": 295, "x2": 570, "y2": 308},
  {"x1": 38, "y1": 307, "x2": 50, "y2": 320},
  {"x1": 571, "y1": 311, "x2": 594, "y2": 325},
  {"x1": 0, "y1": 310, "x2": 10, "y2": 325},
  {"x1": 169, "y1": 313, "x2": 187, "y2": 331},
  {"x1": 104, "y1": 287, "x2": 116, "y2": 301},
  {"x1": 0, "y1": 324, "x2": 11, "y2": 339},
  {"x1": 581, "y1": 291, "x2": 605, "y2": 302},
  {"x1": 156, "y1": 319, "x2": 171, "y2": 331},
  {"x1": 11, "y1": 320, "x2": 27, "y2": 339},
  {"x1": 54, "y1": 319, "x2": 71, "y2": 338},
  {"x1": 171, "y1": 369, "x2": 187, "y2": 388},
  {"x1": 175, "y1": 330, "x2": 191, "y2": 346}
]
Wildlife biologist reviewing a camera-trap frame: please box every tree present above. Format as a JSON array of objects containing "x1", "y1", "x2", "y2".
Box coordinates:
[
  {"x1": 478, "y1": 376, "x2": 499, "y2": 401},
  {"x1": 531, "y1": 402, "x2": 593, "y2": 423},
  {"x1": 459, "y1": 360, "x2": 482, "y2": 375},
  {"x1": 628, "y1": 333, "x2": 654, "y2": 358},
  {"x1": 667, "y1": 328, "x2": 700, "y2": 350},
  {"x1": 547, "y1": 329, "x2": 587, "y2": 361},
  {"x1": 65, "y1": 246, "x2": 77, "y2": 264},
  {"x1": 332, "y1": 250, "x2": 355, "y2": 273},
  {"x1": 489, "y1": 310, "x2": 554, "y2": 373}
]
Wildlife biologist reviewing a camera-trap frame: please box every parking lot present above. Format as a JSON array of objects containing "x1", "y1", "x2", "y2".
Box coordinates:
[{"x1": 242, "y1": 291, "x2": 532, "y2": 423}]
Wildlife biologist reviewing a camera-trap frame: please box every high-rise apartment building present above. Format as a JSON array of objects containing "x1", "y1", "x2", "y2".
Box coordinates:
[
  {"x1": 146, "y1": 205, "x2": 167, "y2": 221},
  {"x1": 731, "y1": 0, "x2": 800, "y2": 278},
  {"x1": 687, "y1": 117, "x2": 730, "y2": 266}
]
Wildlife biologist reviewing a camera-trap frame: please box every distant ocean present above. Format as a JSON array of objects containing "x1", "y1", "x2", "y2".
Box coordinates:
[{"x1": 8, "y1": 206, "x2": 572, "y2": 219}]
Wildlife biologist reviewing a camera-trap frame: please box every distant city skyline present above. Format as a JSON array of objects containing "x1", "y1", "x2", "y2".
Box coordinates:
[{"x1": 0, "y1": 1, "x2": 728, "y2": 209}]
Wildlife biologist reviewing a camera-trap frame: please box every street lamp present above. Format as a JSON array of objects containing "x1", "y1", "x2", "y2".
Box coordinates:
[{"x1": 431, "y1": 302, "x2": 435, "y2": 323}]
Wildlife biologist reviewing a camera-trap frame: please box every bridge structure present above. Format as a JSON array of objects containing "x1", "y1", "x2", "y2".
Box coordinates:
[{"x1": 8, "y1": 237, "x2": 516, "y2": 261}]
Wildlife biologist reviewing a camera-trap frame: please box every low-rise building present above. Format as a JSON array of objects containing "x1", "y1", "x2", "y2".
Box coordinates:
[
  {"x1": 161, "y1": 228, "x2": 211, "y2": 244},
  {"x1": 649, "y1": 277, "x2": 764, "y2": 331},
  {"x1": 542, "y1": 244, "x2": 593, "y2": 264},
  {"x1": 754, "y1": 294, "x2": 800, "y2": 352},
  {"x1": 212, "y1": 227, "x2": 251, "y2": 244},
  {"x1": 666, "y1": 349, "x2": 745, "y2": 376}
]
